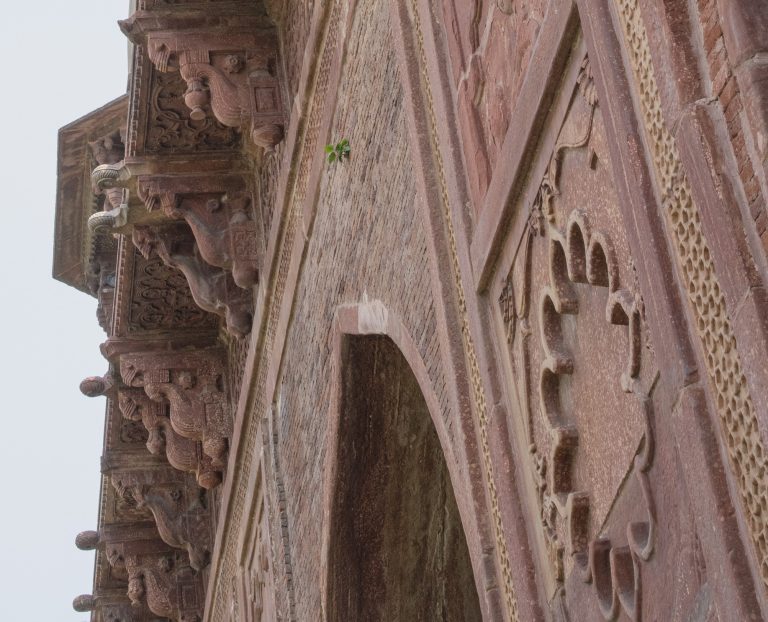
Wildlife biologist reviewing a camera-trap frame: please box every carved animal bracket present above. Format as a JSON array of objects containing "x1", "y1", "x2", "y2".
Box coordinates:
[
  {"x1": 138, "y1": 174, "x2": 262, "y2": 289},
  {"x1": 108, "y1": 539, "x2": 203, "y2": 620},
  {"x1": 120, "y1": 12, "x2": 284, "y2": 150},
  {"x1": 74, "y1": 526, "x2": 200, "y2": 621},
  {"x1": 111, "y1": 467, "x2": 213, "y2": 571},
  {"x1": 119, "y1": 387, "x2": 223, "y2": 490},
  {"x1": 120, "y1": 348, "x2": 232, "y2": 472},
  {"x1": 132, "y1": 222, "x2": 253, "y2": 336}
]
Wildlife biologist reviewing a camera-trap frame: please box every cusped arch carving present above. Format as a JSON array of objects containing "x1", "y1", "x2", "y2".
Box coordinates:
[{"x1": 533, "y1": 209, "x2": 656, "y2": 620}]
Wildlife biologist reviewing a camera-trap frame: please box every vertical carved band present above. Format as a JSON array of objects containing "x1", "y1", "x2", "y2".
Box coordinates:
[
  {"x1": 210, "y1": 3, "x2": 344, "y2": 620},
  {"x1": 408, "y1": 0, "x2": 519, "y2": 618},
  {"x1": 613, "y1": 0, "x2": 768, "y2": 591}
]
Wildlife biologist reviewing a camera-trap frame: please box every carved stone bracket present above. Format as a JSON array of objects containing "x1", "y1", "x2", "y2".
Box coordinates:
[
  {"x1": 119, "y1": 387, "x2": 223, "y2": 490},
  {"x1": 137, "y1": 174, "x2": 262, "y2": 288},
  {"x1": 120, "y1": 348, "x2": 232, "y2": 471},
  {"x1": 133, "y1": 222, "x2": 253, "y2": 336},
  {"x1": 120, "y1": 11, "x2": 284, "y2": 150},
  {"x1": 80, "y1": 528, "x2": 204, "y2": 621},
  {"x1": 74, "y1": 524, "x2": 200, "y2": 621},
  {"x1": 111, "y1": 467, "x2": 213, "y2": 571}
]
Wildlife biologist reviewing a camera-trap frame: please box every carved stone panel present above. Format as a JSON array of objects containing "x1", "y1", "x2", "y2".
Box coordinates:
[
  {"x1": 132, "y1": 222, "x2": 253, "y2": 336},
  {"x1": 492, "y1": 52, "x2": 658, "y2": 619},
  {"x1": 128, "y1": 248, "x2": 218, "y2": 334},
  {"x1": 120, "y1": 6, "x2": 284, "y2": 151},
  {"x1": 144, "y1": 65, "x2": 242, "y2": 155}
]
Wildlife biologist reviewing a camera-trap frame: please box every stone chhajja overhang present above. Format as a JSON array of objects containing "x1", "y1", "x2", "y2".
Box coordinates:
[{"x1": 56, "y1": 2, "x2": 285, "y2": 620}]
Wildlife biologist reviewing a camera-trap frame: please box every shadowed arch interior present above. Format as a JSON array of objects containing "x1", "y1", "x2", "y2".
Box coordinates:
[{"x1": 326, "y1": 335, "x2": 482, "y2": 621}]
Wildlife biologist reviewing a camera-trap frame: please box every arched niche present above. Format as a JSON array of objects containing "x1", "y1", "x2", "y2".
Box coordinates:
[{"x1": 323, "y1": 331, "x2": 482, "y2": 621}]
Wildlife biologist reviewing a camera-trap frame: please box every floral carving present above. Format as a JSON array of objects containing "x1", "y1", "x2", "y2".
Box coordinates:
[
  {"x1": 146, "y1": 68, "x2": 241, "y2": 154},
  {"x1": 129, "y1": 251, "x2": 218, "y2": 333},
  {"x1": 132, "y1": 223, "x2": 253, "y2": 337}
]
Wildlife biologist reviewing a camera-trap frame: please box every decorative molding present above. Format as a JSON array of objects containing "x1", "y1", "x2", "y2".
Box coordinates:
[
  {"x1": 614, "y1": 0, "x2": 768, "y2": 593},
  {"x1": 207, "y1": 1, "x2": 344, "y2": 619},
  {"x1": 407, "y1": 0, "x2": 519, "y2": 617}
]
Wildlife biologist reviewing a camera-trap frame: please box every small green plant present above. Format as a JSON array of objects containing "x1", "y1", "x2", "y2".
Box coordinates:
[{"x1": 325, "y1": 138, "x2": 350, "y2": 163}]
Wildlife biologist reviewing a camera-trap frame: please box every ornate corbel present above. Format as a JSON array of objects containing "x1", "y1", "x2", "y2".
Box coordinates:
[
  {"x1": 132, "y1": 222, "x2": 253, "y2": 336},
  {"x1": 111, "y1": 468, "x2": 213, "y2": 571},
  {"x1": 74, "y1": 526, "x2": 200, "y2": 621},
  {"x1": 120, "y1": 13, "x2": 284, "y2": 150},
  {"x1": 138, "y1": 175, "x2": 262, "y2": 289},
  {"x1": 94, "y1": 534, "x2": 204, "y2": 621},
  {"x1": 119, "y1": 388, "x2": 223, "y2": 490},
  {"x1": 119, "y1": 348, "x2": 232, "y2": 470}
]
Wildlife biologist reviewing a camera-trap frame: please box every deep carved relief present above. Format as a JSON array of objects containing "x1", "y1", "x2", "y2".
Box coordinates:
[
  {"x1": 119, "y1": 387, "x2": 223, "y2": 490},
  {"x1": 111, "y1": 468, "x2": 213, "y2": 571},
  {"x1": 137, "y1": 175, "x2": 262, "y2": 289},
  {"x1": 145, "y1": 67, "x2": 241, "y2": 154},
  {"x1": 74, "y1": 526, "x2": 200, "y2": 621},
  {"x1": 120, "y1": 348, "x2": 232, "y2": 472},
  {"x1": 129, "y1": 249, "x2": 218, "y2": 333},
  {"x1": 132, "y1": 223, "x2": 253, "y2": 337},
  {"x1": 111, "y1": 539, "x2": 204, "y2": 620},
  {"x1": 496, "y1": 56, "x2": 657, "y2": 620},
  {"x1": 120, "y1": 9, "x2": 285, "y2": 150}
]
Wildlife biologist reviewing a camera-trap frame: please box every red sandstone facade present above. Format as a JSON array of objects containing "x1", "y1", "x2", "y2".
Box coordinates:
[{"x1": 53, "y1": 1, "x2": 768, "y2": 620}]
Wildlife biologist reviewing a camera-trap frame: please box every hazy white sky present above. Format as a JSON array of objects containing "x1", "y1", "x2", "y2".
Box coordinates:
[{"x1": 0, "y1": 3, "x2": 129, "y2": 619}]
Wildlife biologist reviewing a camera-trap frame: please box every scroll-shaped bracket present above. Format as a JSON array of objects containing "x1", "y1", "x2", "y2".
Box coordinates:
[
  {"x1": 99, "y1": 535, "x2": 203, "y2": 620},
  {"x1": 120, "y1": 13, "x2": 285, "y2": 150},
  {"x1": 119, "y1": 388, "x2": 223, "y2": 490},
  {"x1": 120, "y1": 348, "x2": 232, "y2": 471},
  {"x1": 132, "y1": 222, "x2": 253, "y2": 336},
  {"x1": 111, "y1": 467, "x2": 213, "y2": 571},
  {"x1": 75, "y1": 526, "x2": 202, "y2": 621},
  {"x1": 138, "y1": 174, "x2": 262, "y2": 289}
]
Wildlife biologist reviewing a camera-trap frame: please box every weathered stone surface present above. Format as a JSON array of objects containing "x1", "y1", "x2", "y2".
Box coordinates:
[{"x1": 57, "y1": 0, "x2": 768, "y2": 620}]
